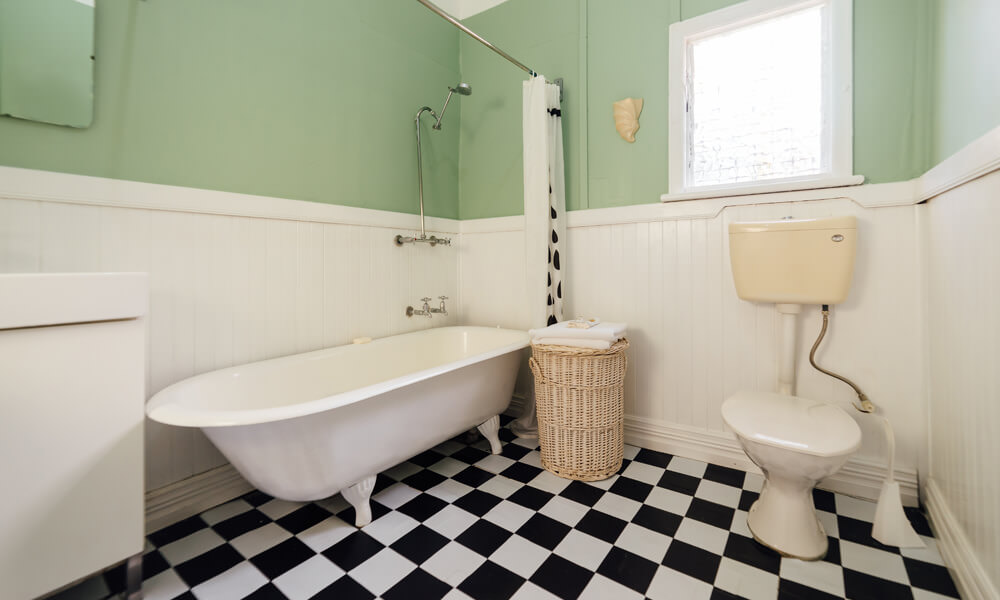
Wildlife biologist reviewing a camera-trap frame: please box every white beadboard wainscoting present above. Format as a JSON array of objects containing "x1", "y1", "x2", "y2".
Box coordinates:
[
  {"x1": 923, "y1": 167, "x2": 1000, "y2": 599},
  {"x1": 461, "y1": 191, "x2": 925, "y2": 506},
  {"x1": 0, "y1": 166, "x2": 461, "y2": 528}
]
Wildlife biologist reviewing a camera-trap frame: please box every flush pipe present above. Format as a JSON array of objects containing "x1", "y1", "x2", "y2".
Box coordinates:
[{"x1": 776, "y1": 303, "x2": 802, "y2": 395}]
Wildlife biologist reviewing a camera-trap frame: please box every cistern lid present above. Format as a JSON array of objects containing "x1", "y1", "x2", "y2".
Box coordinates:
[{"x1": 721, "y1": 391, "x2": 861, "y2": 457}]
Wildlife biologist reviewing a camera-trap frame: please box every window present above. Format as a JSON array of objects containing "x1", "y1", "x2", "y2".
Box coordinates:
[{"x1": 666, "y1": 0, "x2": 854, "y2": 198}]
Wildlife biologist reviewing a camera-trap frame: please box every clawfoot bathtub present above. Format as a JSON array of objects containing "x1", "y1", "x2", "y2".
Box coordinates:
[{"x1": 147, "y1": 326, "x2": 528, "y2": 526}]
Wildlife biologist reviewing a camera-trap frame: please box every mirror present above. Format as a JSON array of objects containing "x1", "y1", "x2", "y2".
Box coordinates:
[{"x1": 0, "y1": 0, "x2": 95, "y2": 128}]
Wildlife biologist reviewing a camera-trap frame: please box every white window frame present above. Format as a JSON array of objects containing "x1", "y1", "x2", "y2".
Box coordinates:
[{"x1": 664, "y1": 0, "x2": 858, "y2": 201}]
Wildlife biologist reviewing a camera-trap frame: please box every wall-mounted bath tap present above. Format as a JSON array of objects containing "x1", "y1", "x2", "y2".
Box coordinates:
[
  {"x1": 396, "y1": 83, "x2": 471, "y2": 249},
  {"x1": 430, "y1": 296, "x2": 448, "y2": 316},
  {"x1": 406, "y1": 296, "x2": 449, "y2": 318},
  {"x1": 406, "y1": 297, "x2": 434, "y2": 318},
  {"x1": 395, "y1": 234, "x2": 451, "y2": 247}
]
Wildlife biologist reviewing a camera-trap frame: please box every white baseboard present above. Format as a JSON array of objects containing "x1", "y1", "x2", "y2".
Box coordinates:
[
  {"x1": 145, "y1": 464, "x2": 254, "y2": 533},
  {"x1": 506, "y1": 401, "x2": 919, "y2": 505},
  {"x1": 144, "y1": 408, "x2": 919, "y2": 535},
  {"x1": 924, "y1": 478, "x2": 999, "y2": 600},
  {"x1": 624, "y1": 415, "x2": 919, "y2": 506}
]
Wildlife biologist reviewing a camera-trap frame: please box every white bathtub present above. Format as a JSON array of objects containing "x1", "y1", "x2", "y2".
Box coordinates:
[{"x1": 146, "y1": 326, "x2": 529, "y2": 526}]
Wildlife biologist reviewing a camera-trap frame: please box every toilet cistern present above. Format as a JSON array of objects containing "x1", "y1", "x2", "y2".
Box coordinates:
[
  {"x1": 728, "y1": 216, "x2": 857, "y2": 395},
  {"x1": 723, "y1": 216, "x2": 860, "y2": 560}
]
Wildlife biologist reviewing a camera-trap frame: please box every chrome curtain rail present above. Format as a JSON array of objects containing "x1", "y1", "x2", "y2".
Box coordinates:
[{"x1": 415, "y1": 0, "x2": 537, "y2": 77}]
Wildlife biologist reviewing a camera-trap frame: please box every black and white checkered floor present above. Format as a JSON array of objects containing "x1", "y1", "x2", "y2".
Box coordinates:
[{"x1": 66, "y1": 420, "x2": 959, "y2": 600}]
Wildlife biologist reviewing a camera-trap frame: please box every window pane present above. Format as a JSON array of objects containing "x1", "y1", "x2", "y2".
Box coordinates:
[{"x1": 688, "y1": 5, "x2": 824, "y2": 187}]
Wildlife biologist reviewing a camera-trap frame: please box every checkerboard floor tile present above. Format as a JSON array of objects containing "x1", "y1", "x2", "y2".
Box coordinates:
[{"x1": 62, "y1": 417, "x2": 959, "y2": 600}]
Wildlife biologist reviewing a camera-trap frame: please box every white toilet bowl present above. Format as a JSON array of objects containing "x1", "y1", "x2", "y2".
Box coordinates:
[{"x1": 722, "y1": 391, "x2": 861, "y2": 560}]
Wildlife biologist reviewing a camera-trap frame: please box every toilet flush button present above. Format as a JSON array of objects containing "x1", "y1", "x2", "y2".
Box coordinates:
[{"x1": 831, "y1": 234, "x2": 844, "y2": 242}]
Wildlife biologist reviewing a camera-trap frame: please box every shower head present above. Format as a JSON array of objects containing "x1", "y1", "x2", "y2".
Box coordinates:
[{"x1": 433, "y1": 82, "x2": 472, "y2": 129}]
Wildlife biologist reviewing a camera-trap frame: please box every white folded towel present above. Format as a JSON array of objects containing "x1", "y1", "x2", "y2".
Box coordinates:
[
  {"x1": 532, "y1": 337, "x2": 612, "y2": 350},
  {"x1": 529, "y1": 321, "x2": 627, "y2": 343}
]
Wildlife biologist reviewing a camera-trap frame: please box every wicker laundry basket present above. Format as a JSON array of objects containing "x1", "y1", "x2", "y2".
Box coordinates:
[{"x1": 529, "y1": 338, "x2": 629, "y2": 481}]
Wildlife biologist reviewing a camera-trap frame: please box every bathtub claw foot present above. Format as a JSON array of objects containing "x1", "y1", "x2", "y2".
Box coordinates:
[
  {"x1": 477, "y1": 415, "x2": 503, "y2": 455},
  {"x1": 343, "y1": 475, "x2": 377, "y2": 527}
]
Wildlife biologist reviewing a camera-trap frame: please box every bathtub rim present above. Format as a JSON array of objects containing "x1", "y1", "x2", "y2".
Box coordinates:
[{"x1": 145, "y1": 325, "x2": 528, "y2": 428}]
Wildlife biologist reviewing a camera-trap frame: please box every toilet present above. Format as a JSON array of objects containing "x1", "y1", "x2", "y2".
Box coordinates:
[{"x1": 723, "y1": 216, "x2": 862, "y2": 560}]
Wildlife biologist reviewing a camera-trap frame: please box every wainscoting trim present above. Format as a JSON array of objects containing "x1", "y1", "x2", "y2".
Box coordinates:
[
  {"x1": 459, "y1": 215, "x2": 526, "y2": 234},
  {"x1": 919, "y1": 125, "x2": 1000, "y2": 202},
  {"x1": 456, "y1": 125, "x2": 1000, "y2": 233},
  {"x1": 570, "y1": 180, "x2": 917, "y2": 228},
  {"x1": 4, "y1": 125, "x2": 997, "y2": 234},
  {"x1": 451, "y1": 180, "x2": 916, "y2": 233},
  {"x1": 145, "y1": 464, "x2": 254, "y2": 533},
  {"x1": 624, "y1": 415, "x2": 919, "y2": 506},
  {"x1": 0, "y1": 165, "x2": 460, "y2": 233},
  {"x1": 924, "y1": 478, "x2": 999, "y2": 600}
]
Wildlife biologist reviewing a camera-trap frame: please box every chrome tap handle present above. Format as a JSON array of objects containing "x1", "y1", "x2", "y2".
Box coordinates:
[
  {"x1": 421, "y1": 297, "x2": 433, "y2": 302},
  {"x1": 433, "y1": 296, "x2": 449, "y2": 316}
]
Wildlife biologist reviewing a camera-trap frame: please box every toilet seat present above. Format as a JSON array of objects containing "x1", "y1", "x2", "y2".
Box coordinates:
[{"x1": 722, "y1": 391, "x2": 861, "y2": 457}]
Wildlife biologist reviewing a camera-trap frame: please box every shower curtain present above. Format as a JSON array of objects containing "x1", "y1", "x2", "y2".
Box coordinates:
[{"x1": 511, "y1": 75, "x2": 566, "y2": 438}]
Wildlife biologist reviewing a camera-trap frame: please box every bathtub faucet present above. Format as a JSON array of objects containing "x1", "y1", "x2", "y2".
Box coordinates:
[
  {"x1": 430, "y1": 296, "x2": 448, "y2": 316},
  {"x1": 406, "y1": 298, "x2": 434, "y2": 318},
  {"x1": 406, "y1": 296, "x2": 448, "y2": 318}
]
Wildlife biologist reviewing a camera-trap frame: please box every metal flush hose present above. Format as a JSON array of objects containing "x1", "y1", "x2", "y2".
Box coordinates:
[{"x1": 809, "y1": 305, "x2": 876, "y2": 413}]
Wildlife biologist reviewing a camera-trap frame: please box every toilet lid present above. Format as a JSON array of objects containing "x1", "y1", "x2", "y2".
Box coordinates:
[{"x1": 721, "y1": 391, "x2": 862, "y2": 457}]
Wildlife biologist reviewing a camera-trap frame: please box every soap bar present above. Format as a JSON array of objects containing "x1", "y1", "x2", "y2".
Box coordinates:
[{"x1": 566, "y1": 318, "x2": 599, "y2": 329}]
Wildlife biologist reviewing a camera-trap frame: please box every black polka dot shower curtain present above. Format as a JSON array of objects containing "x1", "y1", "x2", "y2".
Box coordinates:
[
  {"x1": 523, "y1": 76, "x2": 566, "y2": 329},
  {"x1": 511, "y1": 75, "x2": 566, "y2": 438}
]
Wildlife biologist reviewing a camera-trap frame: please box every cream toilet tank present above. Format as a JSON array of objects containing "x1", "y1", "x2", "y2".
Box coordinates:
[
  {"x1": 146, "y1": 326, "x2": 529, "y2": 501},
  {"x1": 729, "y1": 216, "x2": 857, "y2": 305}
]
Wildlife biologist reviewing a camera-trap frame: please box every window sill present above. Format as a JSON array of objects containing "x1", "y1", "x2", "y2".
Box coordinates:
[{"x1": 660, "y1": 175, "x2": 865, "y2": 203}]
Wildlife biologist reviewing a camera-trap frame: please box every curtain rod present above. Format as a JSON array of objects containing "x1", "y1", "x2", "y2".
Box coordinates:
[{"x1": 415, "y1": 0, "x2": 537, "y2": 77}]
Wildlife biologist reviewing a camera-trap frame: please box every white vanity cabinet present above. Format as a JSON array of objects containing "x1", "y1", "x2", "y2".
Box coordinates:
[{"x1": 0, "y1": 273, "x2": 147, "y2": 600}]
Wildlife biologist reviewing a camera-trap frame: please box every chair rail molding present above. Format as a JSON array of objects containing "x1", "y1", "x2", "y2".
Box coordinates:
[{"x1": 0, "y1": 165, "x2": 460, "y2": 234}]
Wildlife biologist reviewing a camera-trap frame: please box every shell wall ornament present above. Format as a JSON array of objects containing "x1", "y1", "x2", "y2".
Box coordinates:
[{"x1": 613, "y1": 97, "x2": 643, "y2": 143}]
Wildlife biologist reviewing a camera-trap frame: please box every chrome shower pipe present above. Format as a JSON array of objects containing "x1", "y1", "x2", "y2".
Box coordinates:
[
  {"x1": 415, "y1": 0, "x2": 536, "y2": 77},
  {"x1": 433, "y1": 84, "x2": 471, "y2": 130},
  {"x1": 414, "y1": 105, "x2": 437, "y2": 240},
  {"x1": 433, "y1": 94, "x2": 452, "y2": 130}
]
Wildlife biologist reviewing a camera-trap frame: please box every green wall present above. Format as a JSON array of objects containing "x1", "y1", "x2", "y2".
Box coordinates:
[
  {"x1": 5, "y1": 1, "x2": 992, "y2": 222},
  {"x1": 0, "y1": 0, "x2": 463, "y2": 218},
  {"x1": 458, "y1": 0, "x2": 581, "y2": 219},
  {"x1": 933, "y1": 0, "x2": 1000, "y2": 163},
  {"x1": 458, "y1": 0, "x2": 938, "y2": 219}
]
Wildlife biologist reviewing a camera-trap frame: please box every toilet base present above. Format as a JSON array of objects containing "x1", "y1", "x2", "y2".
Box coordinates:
[{"x1": 746, "y1": 476, "x2": 828, "y2": 561}]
